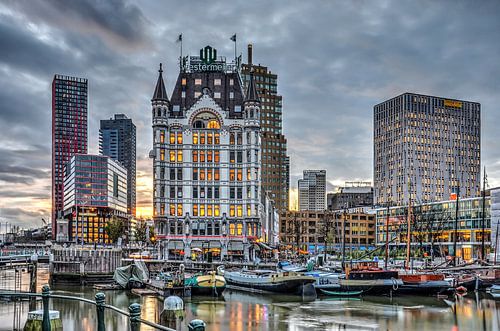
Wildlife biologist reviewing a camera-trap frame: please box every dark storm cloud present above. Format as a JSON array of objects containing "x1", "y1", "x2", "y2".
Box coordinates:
[
  {"x1": 1, "y1": 0, "x2": 500, "y2": 227},
  {"x1": 4, "y1": 0, "x2": 151, "y2": 49}
]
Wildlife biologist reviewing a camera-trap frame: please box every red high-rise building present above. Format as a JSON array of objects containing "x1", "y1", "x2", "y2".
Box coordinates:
[{"x1": 52, "y1": 75, "x2": 88, "y2": 238}]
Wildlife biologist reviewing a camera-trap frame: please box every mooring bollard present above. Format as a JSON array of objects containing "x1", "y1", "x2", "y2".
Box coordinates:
[
  {"x1": 188, "y1": 319, "x2": 206, "y2": 331},
  {"x1": 129, "y1": 303, "x2": 141, "y2": 331},
  {"x1": 42, "y1": 284, "x2": 51, "y2": 331},
  {"x1": 95, "y1": 292, "x2": 106, "y2": 331}
]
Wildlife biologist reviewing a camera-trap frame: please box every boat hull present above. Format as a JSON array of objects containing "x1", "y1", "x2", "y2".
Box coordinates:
[
  {"x1": 186, "y1": 273, "x2": 226, "y2": 296},
  {"x1": 224, "y1": 272, "x2": 315, "y2": 295},
  {"x1": 398, "y1": 281, "x2": 453, "y2": 295},
  {"x1": 338, "y1": 278, "x2": 403, "y2": 295}
]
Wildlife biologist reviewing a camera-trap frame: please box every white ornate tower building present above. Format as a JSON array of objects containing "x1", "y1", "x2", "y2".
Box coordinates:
[{"x1": 151, "y1": 46, "x2": 262, "y2": 261}]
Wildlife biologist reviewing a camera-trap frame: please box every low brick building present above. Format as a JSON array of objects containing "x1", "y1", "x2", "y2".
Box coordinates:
[{"x1": 279, "y1": 210, "x2": 376, "y2": 254}]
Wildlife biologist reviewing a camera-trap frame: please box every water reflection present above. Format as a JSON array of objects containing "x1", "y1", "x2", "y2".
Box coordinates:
[{"x1": 0, "y1": 266, "x2": 500, "y2": 331}]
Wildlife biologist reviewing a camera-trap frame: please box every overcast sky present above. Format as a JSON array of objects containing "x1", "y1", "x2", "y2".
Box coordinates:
[{"x1": 1, "y1": 0, "x2": 499, "y2": 229}]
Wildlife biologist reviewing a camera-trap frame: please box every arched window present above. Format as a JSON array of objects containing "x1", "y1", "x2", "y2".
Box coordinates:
[
  {"x1": 250, "y1": 110, "x2": 254, "y2": 118},
  {"x1": 193, "y1": 120, "x2": 205, "y2": 128},
  {"x1": 207, "y1": 119, "x2": 220, "y2": 129}
]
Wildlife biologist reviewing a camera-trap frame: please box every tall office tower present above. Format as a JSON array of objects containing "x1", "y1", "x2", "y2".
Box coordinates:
[
  {"x1": 63, "y1": 154, "x2": 128, "y2": 243},
  {"x1": 374, "y1": 93, "x2": 481, "y2": 206},
  {"x1": 52, "y1": 75, "x2": 88, "y2": 237},
  {"x1": 298, "y1": 170, "x2": 326, "y2": 211},
  {"x1": 242, "y1": 44, "x2": 289, "y2": 212},
  {"x1": 100, "y1": 114, "x2": 137, "y2": 217},
  {"x1": 150, "y1": 45, "x2": 262, "y2": 261}
]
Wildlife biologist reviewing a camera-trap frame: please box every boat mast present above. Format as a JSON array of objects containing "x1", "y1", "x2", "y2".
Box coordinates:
[
  {"x1": 481, "y1": 167, "x2": 486, "y2": 262},
  {"x1": 385, "y1": 203, "x2": 390, "y2": 269},
  {"x1": 495, "y1": 220, "x2": 499, "y2": 265},
  {"x1": 341, "y1": 205, "x2": 347, "y2": 271},
  {"x1": 453, "y1": 184, "x2": 460, "y2": 267},
  {"x1": 406, "y1": 180, "x2": 412, "y2": 270}
]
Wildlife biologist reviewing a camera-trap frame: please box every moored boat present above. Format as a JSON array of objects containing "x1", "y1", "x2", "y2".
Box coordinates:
[
  {"x1": 185, "y1": 271, "x2": 226, "y2": 296},
  {"x1": 304, "y1": 270, "x2": 343, "y2": 293},
  {"x1": 339, "y1": 261, "x2": 402, "y2": 295},
  {"x1": 222, "y1": 269, "x2": 316, "y2": 295},
  {"x1": 318, "y1": 288, "x2": 363, "y2": 297},
  {"x1": 398, "y1": 273, "x2": 452, "y2": 295}
]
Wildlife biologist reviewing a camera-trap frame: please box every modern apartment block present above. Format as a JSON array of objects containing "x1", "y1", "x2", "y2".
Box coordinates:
[
  {"x1": 298, "y1": 170, "x2": 326, "y2": 211},
  {"x1": 150, "y1": 45, "x2": 264, "y2": 261},
  {"x1": 100, "y1": 114, "x2": 137, "y2": 217},
  {"x1": 375, "y1": 197, "x2": 490, "y2": 261},
  {"x1": 63, "y1": 154, "x2": 128, "y2": 243},
  {"x1": 327, "y1": 182, "x2": 373, "y2": 211},
  {"x1": 374, "y1": 93, "x2": 481, "y2": 206},
  {"x1": 241, "y1": 44, "x2": 289, "y2": 212},
  {"x1": 52, "y1": 75, "x2": 88, "y2": 237},
  {"x1": 280, "y1": 210, "x2": 376, "y2": 254}
]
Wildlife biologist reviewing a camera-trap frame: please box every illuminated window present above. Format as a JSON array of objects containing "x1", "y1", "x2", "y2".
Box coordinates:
[
  {"x1": 207, "y1": 205, "x2": 213, "y2": 216},
  {"x1": 207, "y1": 151, "x2": 213, "y2": 162},
  {"x1": 207, "y1": 133, "x2": 213, "y2": 144},
  {"x1": 214, "y1": 79, "x2": 221, "y2": 85},
  {"x1": 160, "y1": 131, "x2": 165, "y2": 143},
  {"x1": 247, "y1": 168, "x2": 251, "y2": 180},
  {"x1": 214, "y1": 151, "x2": 220, "y2": 163},
  {"x1": 207, "y1": 120, "x2": 220, "y2": 129},
  {"x1": 237, "y1": 205, "x2": 242, "y2": 217},
  {"x1": 193, "y1": 204, "x2": 198, "y2": 216},
  {"x1": 177, "y1": 132, "x2": 183, "y2": 144},
  {"x1": 207, "y1": 169, "x2": 213, "y2": 181},
  {"x1": 160, "y1": 149, "x2": 165, "y2": 161},
  {"x1": 170, "y1": 132, "x2": 175, "y2": 144},
  {"x1": 230, "y1": 133, "x2": 235, "y2": 145},
  {"x1": 214, "y1": 92, "x2": 221, "y2": 99},
  {"x1": 177, "y1": 204, "x2": 183, "y2": 216},
  {"x1": 200, "y1": 133, "x2": 205, "y2": 144},
  {"x1": 214, "y1": 169, "x2": 220, "y2": 181},
  {"x1": 192, "y1": 151, "x2": 198, "y2": 162},
  {"x1": 193, "y1": 168, "x2": 198, "y2": 180},
  {"x1": 200, "y1": 169, "x2": 205, "y2": 180},
  {"x1": 195, "y1": 79, "x2": 202, "y2": 85},
  {"x1": 200, "y1": 204, "x2": 205, "y2": 216},
  {"x1": 200, "y1": 151, "x2": 205, "y2": 162},
  {"x1": 177, "y1": 151, "x2": 183, "y2": 162},
  {"x1": 229, "y1": 223, "x2": 235, "y2": 235},
  {"x1": 169, "y1": 204, "x2": 175, "y2": 216},
  {"x1": 237, "y1": 223, "x2": 243, "y2": 235},
  {"x1": 193, "y1": 133, "x2": 198, "y2": 144},
  {"x1": 230, "y1": 205, "x2": 235, "y2": 217},
  {"x1": 214, "y1": 205, "x2": 220, "y2": 217},
  {"x1": 182, "y1": 78, "x2": 187, "y2": 85},
  {"x1": 247, "y1": 205, "x2": 251, "y2": 216},
  {"x1": 230, "y1": 151, "x2": 235, "y2": 163},
  {"x1": 237, "y1": 169, "x2": 242, "y2": 181},
  {"x1": 229, "y1": 169, "x2": 235, "y2": 181},
  {"x1": 215, "y1": 133, "x2": 220, "y2": 144},
  {"x1": 169, "y1": 151, "x2": 175, "y2": 162},
  {"x1": 160, "y1": 204, "x2": 165, "y2": 215}
]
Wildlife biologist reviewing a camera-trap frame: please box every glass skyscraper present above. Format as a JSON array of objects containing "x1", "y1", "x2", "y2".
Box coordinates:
[
  {"x1": 52, "y1": 75, "x2": 88, "y2": 237},
  {"x1": 100, "y1": 114, "x2": 137, "y2": 217},
  {"x1": 374, "y1": 92, "x2": 481, "y2": 206}
]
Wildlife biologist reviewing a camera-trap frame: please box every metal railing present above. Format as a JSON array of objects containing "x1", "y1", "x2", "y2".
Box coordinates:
[{"x1": 0, "y1": 285, "x2": 205, "y2": 331}]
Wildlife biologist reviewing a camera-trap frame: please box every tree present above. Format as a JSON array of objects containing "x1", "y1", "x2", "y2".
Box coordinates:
[
  {"x1": 105, "y1": 216, "x2": 125, "y2": 244},
  {"x1": 135, "y1": 220, "x2": 156, "y2": 245},
  {"x1": 135, "y1": 220, "x2": 148, "y2": 244}
]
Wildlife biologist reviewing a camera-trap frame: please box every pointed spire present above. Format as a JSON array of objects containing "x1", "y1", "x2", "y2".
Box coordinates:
[
  {"x1": 244, "y1": 69, "x2": 260, "y2": 103},
  {"x1": 152, "y1": 63, "x2": 168, "y2": 101}
]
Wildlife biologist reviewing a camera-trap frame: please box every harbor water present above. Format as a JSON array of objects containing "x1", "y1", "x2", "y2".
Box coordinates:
[{"x1": 0, "y1": 265, "x2": 499, "y2": 330}]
